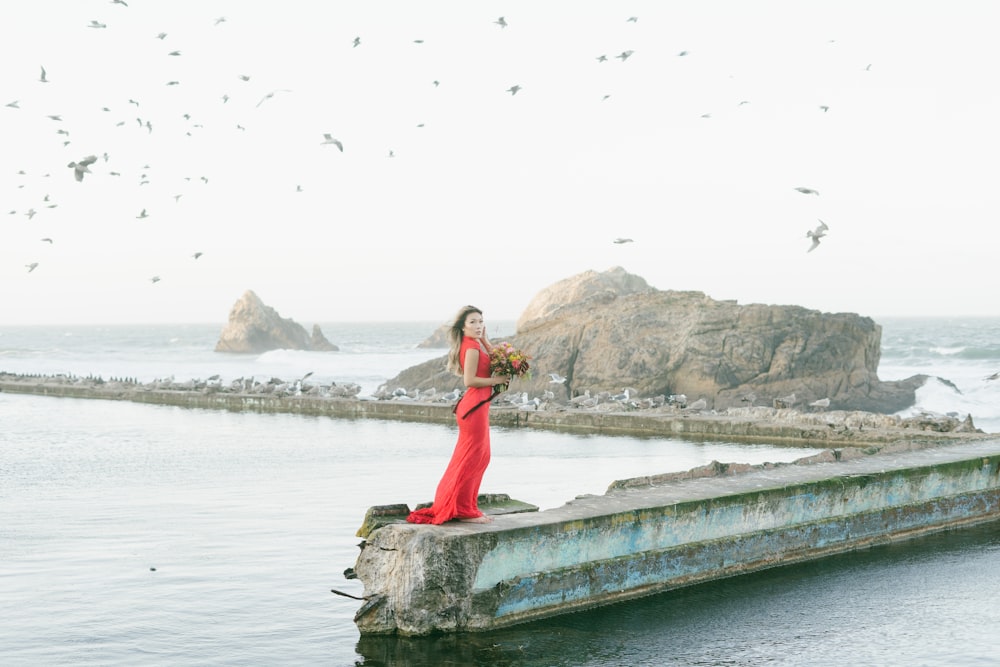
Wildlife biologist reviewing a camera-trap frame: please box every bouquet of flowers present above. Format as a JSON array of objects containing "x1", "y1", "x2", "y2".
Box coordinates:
[{"x1": 488, "y1": 341, "x2": 532, "y2": 394}]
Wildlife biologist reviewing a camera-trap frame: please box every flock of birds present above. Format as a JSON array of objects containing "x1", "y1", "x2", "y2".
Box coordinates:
[
  {"x1": 5, "y1": 7, "x2": 855, "y2": 289},
  {"x1": 378, "y1": 372, "x2": 835, "y2": 415}
]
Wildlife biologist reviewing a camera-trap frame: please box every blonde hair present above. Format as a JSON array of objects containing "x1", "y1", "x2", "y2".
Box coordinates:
[{"x1": 447, "y1": 305, "x2": 482, "y2": 376}]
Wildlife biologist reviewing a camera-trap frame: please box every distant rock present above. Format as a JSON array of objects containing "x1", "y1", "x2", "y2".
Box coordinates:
[
  {"x1": 382, "y1": 267, "x2": 928, "y2": 414},
  {"x1": 310, "y1": 324, "x2": 338, "y2": 351},
  {"x1": 417, "y1": 323, "x2": 450, "y2": 349},
  {"x1": 215, "y1": 290, "x2": 339, "y2": 354}
]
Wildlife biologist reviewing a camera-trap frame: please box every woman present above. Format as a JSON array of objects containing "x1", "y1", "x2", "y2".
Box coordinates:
[{"x1": 406, "y1": 305, "x2": 510, "y2": 525}]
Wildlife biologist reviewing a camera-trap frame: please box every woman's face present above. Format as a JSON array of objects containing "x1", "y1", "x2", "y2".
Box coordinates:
[{"x1": 463, "y1": 311, "x2": 484, "y2": 339}]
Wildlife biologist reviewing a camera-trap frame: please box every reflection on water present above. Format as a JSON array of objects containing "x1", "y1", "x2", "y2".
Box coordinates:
[{"x1": 354, "y1": 521, "x2": 1000, "y2": 667}]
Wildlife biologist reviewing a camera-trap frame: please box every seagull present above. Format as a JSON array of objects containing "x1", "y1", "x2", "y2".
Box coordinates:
[
  {"x1": 808, "y1": 397, "x2": 831, "y2": 410},
  {"x1": 39, "y1": 66, "x2": 48, "y2": 83},
  {"x1": 150, "y1": 275, "x2": 161, "y2": 283},
  {"x1": 352, "y1": 36, "x2": 361, "y2": 47},
  {"x1": 494, "y1": 16, "x2": 507, "y2": 28},
  {"x1": 156, "y1": 32, "x2": 167, "y2": 39},
  {"x1": 238, "y1": 74, "x2": 250, "y2": 81},
  {"x1": 256, "y1": 89, "x2": 291, "y2": 107},
  {"x1": 321, "y1": 134, "x2": 344, "y2": 151},
  {"x1": 687, "y1": 398, "x2": 708, "y2": 411},
  {"x1": 548, "y1": 373, "x2": 567, "y2": 384},
  {"x1": 506, "y1": 84, "x2": 521, "y2": 95},
  {"x1": 192, "y1": 252, "x2": 203, "y2": 259},
  {"x1": 740, "y1": 391, "x2": 757, "y2": 406},
  {"x1": 41, "y1": 237, "x2": 53, "y2": 243},
  {"x1": 67, "y1": 155, "x2": 98, "y2": 182},
  {"x1": 596, "y1": 54, "x2": 607, "y2": 62},
  {"x1": 25, "y1": 208, "x2": 37, "y2": 219},
  {"x1": 616, "y1": 50, "x2": 635, "y2": 61},
  {"x1": 983, "y1": 371, "x2": 999, "y2": 381},
  {"x1": 819, "y1": 105, "x2": 830, "y2": 112},
  {"x1": 807, "y1": 219, "x2": 828, "y2": 252},
  {"x1": 626, "y1": 16, "x2": 638, "y2": 22},
  {"x1": 214, "y1": 16, "x2": 226, "y2": 26},
  {"x1": 136, "y1": 208, "x2": 148, "y2": 219},
  {"x1": 613, "y1": 238, "x2": 633, "y2": 244},
  {"x1": 775, "y1": 392, "x2": 797, "y2": 408},
  {"x1": 442, "y1": 388, "x2": 462, "y2": 402},
  {"x1": 26, "y1": 262, "x2": 39, "y2": 272},
  {"x1": 168, "y1": 50, "x2": 181, "y2": 56},
  {"x1": 88, "y1": 20, "x2": 107, "y2": 29},
  {"x1": 794, "y1": 186, "x2": 820, "y2": 195},
  {"x1": 6, "y1": 100, "x2": 19, "y2": 108},
  {"x1": 611, "y1": 388, "x2": 631, "y2": 402},
  {"x1": 111, "y1": 0, "x2": 128, "y2": 6}
]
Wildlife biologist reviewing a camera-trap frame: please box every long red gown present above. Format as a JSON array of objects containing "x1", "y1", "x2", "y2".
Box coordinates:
[{"x1": 406, "y1": 336, "x2": 492, "y2": 524}]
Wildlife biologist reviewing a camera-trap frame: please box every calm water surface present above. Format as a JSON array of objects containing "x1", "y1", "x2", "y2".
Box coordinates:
[{"x1": 2, "y1": 392, "x2": 999, "y2": 666}]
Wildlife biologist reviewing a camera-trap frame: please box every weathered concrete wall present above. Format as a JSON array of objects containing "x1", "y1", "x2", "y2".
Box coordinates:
[
  {"x1": 0, "y1": 379, "x2": 984, "y2": 446},
  {"x1": 352, "y1": 441, "x2": 1000, "y2": 635}
]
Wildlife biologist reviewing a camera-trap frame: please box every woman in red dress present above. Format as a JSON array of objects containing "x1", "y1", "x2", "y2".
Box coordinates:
[{"x1": 407, "y1": 306, "x2": 510, "y2": 525}]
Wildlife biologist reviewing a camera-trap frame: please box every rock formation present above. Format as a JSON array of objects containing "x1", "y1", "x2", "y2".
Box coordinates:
[
  {"x1": 380, "y1": 267, "x2": 928, "y2": 414},
  {"x1": 215, "y1": 290, "x2": 339, "y2": 354}
]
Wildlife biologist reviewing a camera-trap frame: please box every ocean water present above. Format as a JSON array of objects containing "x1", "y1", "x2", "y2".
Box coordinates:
[{"x1": 1, "y1": 317, "x2": 999, "y2": 666}]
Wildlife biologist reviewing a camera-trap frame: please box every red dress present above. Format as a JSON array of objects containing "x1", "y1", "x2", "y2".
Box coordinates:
[{"x1": 407, "y1": 336, "x2": 493, "y2": 524}]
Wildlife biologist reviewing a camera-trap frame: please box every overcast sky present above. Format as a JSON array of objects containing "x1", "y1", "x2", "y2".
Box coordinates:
[{"x1": 2, "y1": 1, "x2": 997, "y2": 325}]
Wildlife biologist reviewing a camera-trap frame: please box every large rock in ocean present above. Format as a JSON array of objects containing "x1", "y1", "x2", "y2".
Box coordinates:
[
  {"x1": 215, "y1": 290, "x2": 338, "y2": 354},
  {"x1": 382, "y1": 267, "x2": 926, "y2": 414}
]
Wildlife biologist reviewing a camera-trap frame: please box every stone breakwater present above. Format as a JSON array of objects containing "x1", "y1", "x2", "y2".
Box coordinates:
[{"x1": 0, "y1": 372, "x2": 988, "y2": 447}]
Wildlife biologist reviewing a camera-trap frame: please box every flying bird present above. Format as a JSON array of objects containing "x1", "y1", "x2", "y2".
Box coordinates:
[
  {"x1": 613, "y1": 237, "x2": 633, "y2": 244},
  {"x1": 794, "y1": 186, "x2": 820, "y2": 195},
  {"x1": 6, "y1": 100, "x2": 19, "y2": 108},
  {"x1": 41, "y1": 237, "x2": 53, "y2": 243},
  {"x1": 983, "y1": 371, "x2": 999, "y2": 381},
  {"x1": 819, "y1": 105, "x2": 829, "y2": 112},
  {"x1": 806, "y1": 219, "x2": 828, "y2": 252},
  {"x1": 156, "y1": 32, "x2": 167, "y2": 39},
  {"x1": 26, "y1": 262, "x2": 39, "y2": 272},
  {"x1": 136, "y1": 208, "x2": 148, "y2": 219},
  {"x1": 168, "y1": 50, "x2": 181, "y2": 56},
  {"x1": 256, "y1": 89, "x2": 292, "y2": 107},
  {"x1": 39, "y1": 66, "x2": 48, "y2": 83},
  {"x1": 321, "y1": 134, "x2": 344, "y2": 151},
  {"x1": 596, "y1": 54, "x2": 607, "y2": 62},
  {"x1": 88, "y1": 20, "x2": 107, "y2": 28},
  {"x1": 506, "y1": 84, "x2": 521, "y2": 95},
  {"x1": 67, "y1": 155, "x2": 98, "y2": 182},
  {"x1": 627, "y1": 16, "x2": 638, "y2": 22},
  {"x1": 616, "y1": 50, "x2": 635, "y2": 61},
  {"x1": 112, "y1": 0, "x2": 128, "y2": 6},
  {"x1": 192, "y1": 252, "x2": 203, "y2": 259},
  {"x1": 24, "y1": 209, "x2": 37, "y2": 219},
  {"x1": 548, "y1": 373, "x2": 567, "y2": 384},
  {"x1": 808, "y1": 397, "x2": 831, "y2": 410},
  {"x1": 494, "y1": 16, "x2": 507, "y2": 28},
  {"x1": 352, "y1": 36, "x2": 361, "y2": 47},
  {"x1": 150, "y1": 275, "x2": 160, "y2": 283}
]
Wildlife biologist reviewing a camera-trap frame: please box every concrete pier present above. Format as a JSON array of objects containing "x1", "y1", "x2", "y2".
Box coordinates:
[{"x1": 351, "y1": 440, "x2": 1000, "y2": 636}]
